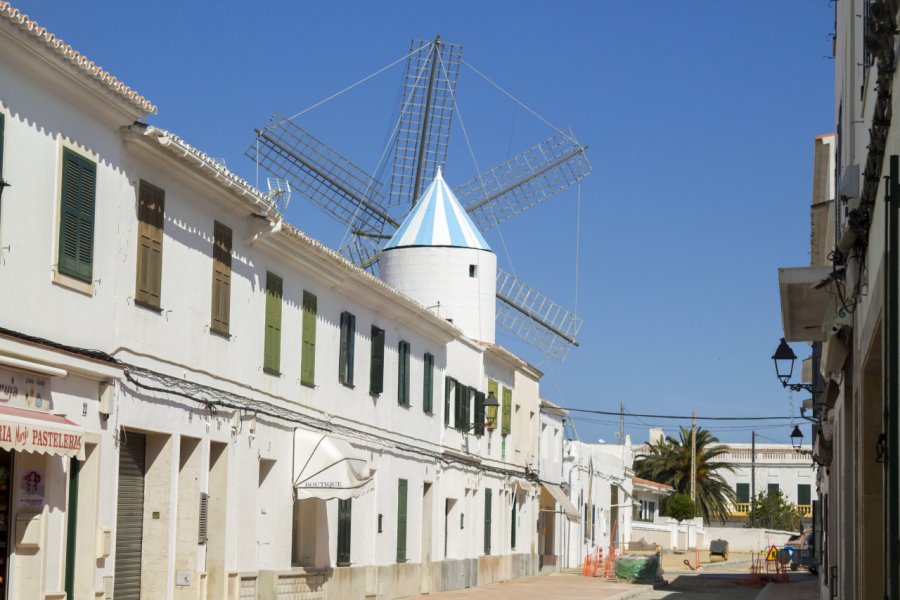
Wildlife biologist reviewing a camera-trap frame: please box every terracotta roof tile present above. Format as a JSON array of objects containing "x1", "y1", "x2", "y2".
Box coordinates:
[
  {"x1": 0, "y1": 2, "x2": 157, "y2": 115},
  {"x1": 633, "y1": 476, "x2": 675, "y2": 492}
]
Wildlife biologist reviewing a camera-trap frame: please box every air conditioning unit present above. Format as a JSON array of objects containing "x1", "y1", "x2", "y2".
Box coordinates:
[{"x1": 98, "y1": 382, "x2": 115, "y2": 418}]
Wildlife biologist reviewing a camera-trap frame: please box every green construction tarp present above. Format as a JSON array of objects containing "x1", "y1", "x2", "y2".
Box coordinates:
[{"x1": 614, "y1": 554, "x2": 661, "y2": 582}]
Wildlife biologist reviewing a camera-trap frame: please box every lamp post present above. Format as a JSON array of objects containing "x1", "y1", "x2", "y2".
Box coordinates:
[
  {"x1": 463, "y1": 391, "x2": 499, "y2": 431},
  {"x1": 790, "y1": 425, "x2": 804, "y2": 450},
  {"x1": 772, "y1": 338, "x2": 814, "y2": 393}
]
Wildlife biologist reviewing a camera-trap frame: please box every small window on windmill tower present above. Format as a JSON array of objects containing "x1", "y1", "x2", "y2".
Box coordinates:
[{"x1": 469, "y1": 265, "x2": 477, "y2": 278}]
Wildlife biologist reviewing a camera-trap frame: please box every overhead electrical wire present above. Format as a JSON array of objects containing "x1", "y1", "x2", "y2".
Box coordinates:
[{"x1": 558, "y1": 406, "x2": 798, "y2": 421}]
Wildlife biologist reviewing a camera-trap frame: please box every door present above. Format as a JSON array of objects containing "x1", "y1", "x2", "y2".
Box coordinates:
[
  {"x1": 114, "y1": 432, "x2": 146, "y2": 600},
  {"x1": 0, "y1": 450, "x2": 12, "y2": 600}
]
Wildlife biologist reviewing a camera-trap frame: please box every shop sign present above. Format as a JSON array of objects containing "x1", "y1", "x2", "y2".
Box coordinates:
[
  {"x1": 0, "y1": 421, "x2": 82, "y2": 457},
  {"x1": 18, "y1": 470, "x2": 44, "y2": 508},
  {"x1": 0, "y1": 367, "x2": 50, "y2": 412}
]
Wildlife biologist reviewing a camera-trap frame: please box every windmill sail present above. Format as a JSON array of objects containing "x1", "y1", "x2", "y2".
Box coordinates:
[
  {"x1": 387, "y1": 37, "x2": 462, "y2": 208},
  {"x1": 248, "y1": 115, "x2": 398, "y2": 236},
  {"x1": 455, "y1": 130, "x2": 591, "y2": 231},
  {"x1": 495, "y1": 267, "x2": 583, "y2": 361}
]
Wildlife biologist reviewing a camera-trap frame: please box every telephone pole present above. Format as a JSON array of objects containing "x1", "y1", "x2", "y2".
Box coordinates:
[
  {"x1": 690, "y1": 411, "x2": 697, "y2": 503},
  {"x1": 751, "y1": 430, "x2": 756, "y2": 527}
]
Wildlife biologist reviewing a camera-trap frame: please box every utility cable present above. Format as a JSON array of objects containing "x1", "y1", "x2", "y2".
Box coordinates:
[{"x1": 559, "y1": 406, "x2": 800, "y2": 421}]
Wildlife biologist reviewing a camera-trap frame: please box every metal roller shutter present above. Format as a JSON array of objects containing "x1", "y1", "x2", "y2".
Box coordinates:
[{"x1": 114, "y1": 432, "x2": 146, "y2": 599}]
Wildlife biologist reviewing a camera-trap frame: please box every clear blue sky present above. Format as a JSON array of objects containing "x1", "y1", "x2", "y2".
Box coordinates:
[{"x1": 19, "y1": 1, "x2": 834, "y2": 444}]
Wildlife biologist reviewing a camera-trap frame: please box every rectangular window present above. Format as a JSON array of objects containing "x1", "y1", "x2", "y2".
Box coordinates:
[
  {"x1": 58, "y1": 148, "x2": 96, "y2": 282},
  {"x1": 486, "y1": 380, "x2": 498, "y2": 430},
  {"x1": 483, "y1": 489, "x2": 492, "y2": 555},
  {"x1": 444, "y1": 377, "x2": 454, "y2": 426},
  {"x1": 473, "y1": 390, "x2": 485, "y2": 436},
  {"x1": 300, "y1": 292, "x2": 317, "y2": 386},
  {"x1": 211, "y1": 222, "x2": 232, "y2": 335},
  {"x1": 501, "y1": 387, "x2": 512, "y2": 436},
  {"x1": 423, "y1": 353, "x2": 434, "y2": 413},
  {"x1": 736, "y1": 483, "x2": 750, "y2": 504},
  {"x1": 135, "y1": 181, "x2": 165, "y2": 309},
  {"x1": 455, "y1": 383, "x2": 469, "y2": 431},
  {"x1": 797, "y1": 484, "x2": 811, "y2": 506},
  {"x1": 337, "y1": 498, "x2": 352, "y2": 566},
  {"x1": 396, "y1": 479, "x2": 408, "y2": 562},
  {"x1": 370, "y1": 326, "x2": 385, "y2": 395},
  {"x1": 398, "y1": 341, "x2": 410, "y2": 406},
  {"x1": 339, "y1": 312, "x2": 356, "y2": 386},
  {"x1": 263, "y1": 272, "x2": 283, "y2": 374},
  {"x1": 767, "y1": 483, "x2": 780, "y2": 496}
]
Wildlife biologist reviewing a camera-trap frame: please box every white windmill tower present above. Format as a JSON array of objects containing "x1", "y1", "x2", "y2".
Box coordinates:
[{"x1": 380, "y1": 166, "x2": 497, "y2": 342}]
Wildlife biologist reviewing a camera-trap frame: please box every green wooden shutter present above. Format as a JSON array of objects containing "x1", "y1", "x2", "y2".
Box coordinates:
[
  {"x1": 510, "y1": 495, "x2": 517, "y2": 550},
  {"x1": 58, "y1": 149, "x2": 96, "y2": 282},
  {"x1": 487, "y1": 380, "x2": 499, "y2": 430},
  {"x1": 501, "y1": 387, "x2": 512, "y2": 436},
  {"x1": 211, "y1": 222, "x2": 232, "y2": 334},
  {"x1": 263, "y1": 273, "x2": 283, "y2": 373},
  {"x1": 337, "y1": 499, "x2": 352, "y2": 565},
  {"x1": 483, "y1": 489, "x2": 492, "y2": 555},
  {"x1": 340, "y1": 312, "x2": 356, "y2": 386},
  {"x1": 474, "y1": 391, "x2": 485, "y2": 436},
  {"x1": 0, "y1": 113, "x2": 5, "y2": 179},
  {"x1": 135, "y1": 181, "x2": 164, "y2": 308},
  {"x1": 798, "y1": 484, "x2": 811, "y2": 506},
  {"x1": 455, "y1": 383, "x2": 466, "y2": 430},
  {"x1": 370, "y1": 327, "x2": 384, "y2": 394},
  {"x1": 444, "y1": 378, "x2": 453, "y2": 426},
  {"x1": 396, "y1": 479, "x2": 408, "y2": 562},
  {"x1": 423, "y1": 353, "x2": 434, "y2": 413},
  {"x1": 301, "y1": 292, "x2": 317, "y2": 386},
  {"x1": 398, "y1": 341, "x2": 410, "y2": 406},
  {"x1": 736, "y1": 483, "x2": 750, "y2": 504}
]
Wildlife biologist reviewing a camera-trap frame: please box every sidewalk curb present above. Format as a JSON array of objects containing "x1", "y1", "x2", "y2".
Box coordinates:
[{"x1": 606, "y1": 585, "x2": 654, "y2": 600}]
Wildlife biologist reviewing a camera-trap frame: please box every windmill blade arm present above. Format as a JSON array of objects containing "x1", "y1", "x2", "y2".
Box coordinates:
[
  {"x1": 495, "y1": 267, "x2": 583, "y2": 362},
  {"x1": 247, "y1": 116, "x2": 398, "y2": 232},
  {"x1": 455, "y1": 130, "x2": 591, "y2": 231}
]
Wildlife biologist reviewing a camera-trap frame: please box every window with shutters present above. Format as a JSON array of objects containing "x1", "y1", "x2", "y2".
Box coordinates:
[
  {"x1": 370, "y1": 326, "x2": 384, "y2": 395},
  {"x1": 473, "y1": 391, "x2": 485, "y2": 436},
  {"x1": 423, "y1": 353, "x2": 434, "y2": 414},
  {"x1": 58, "y1": 148, "x2": 96, "y2": 282},
  {"x1": 263, "y1": 272, "x2": 283, "y2": 375},
  {"x1": 210, "y1": 222, "x2": 232, "y2": 335},
  {"x1": 134, "y1": 181, "x2": 165, "y2": 310},
  {"x1": 501, "y1": 387, "x2": 512, "y2": 436},
  {"x1": 398, "y1": 341, "x2": 410, "y2": 407},
  {"x1": 483, "y1": 489, "x2": 492, "y2": 555},
  {"x1": 486, "y1": 380, "x2": 499, "y2": 431},
  {"x1": 396, "y1": 479, "x2": 408, "y2": 562},
  {"x1": 767, "y1": 483, "x2": 780, "y2": 496},
  {"x1": 797, "y1": 484, "x2": 811, "y2": 506},
  {"x1": 444, "y1": 377, "x2": 454, "y2": 426},
  {"x1": 300, "y1": 291, "x2": 317, "y2": 386},
  {"x1": 454, "y1": 382, "x2": 468, "y2": 431},
  {"x1": 339, "y1": 312, "x2": 356, "y2": 387},
  {"x1": 736, "y1": 483, "x2": 750, "y2": 504},
  {"x1": 337, "y1": 498, "x2": 352, "y2": 566}
]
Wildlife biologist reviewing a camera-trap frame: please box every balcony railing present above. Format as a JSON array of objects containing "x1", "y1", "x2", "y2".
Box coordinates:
[{"x1": 730, "y1": 503, "x2": 813, "y2": 518}]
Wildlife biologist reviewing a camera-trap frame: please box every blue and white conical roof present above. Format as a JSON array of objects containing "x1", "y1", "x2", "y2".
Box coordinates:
[{"x1": 384, "y1": 167, "x2": 491, "y2": 251}]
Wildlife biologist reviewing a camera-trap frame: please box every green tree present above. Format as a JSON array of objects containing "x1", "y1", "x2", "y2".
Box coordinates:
[
  {"x1": 751, "y1": 489, "x2": 801, "y2": 531},
  {"x1": 665, "y1": 493, "x2": 696, "y2": 522},
  {"x1": 633, "y1": 426, "x2": 737, "y2": 524}
]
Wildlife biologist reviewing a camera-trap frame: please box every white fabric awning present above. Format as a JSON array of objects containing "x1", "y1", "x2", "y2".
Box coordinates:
[
  {"x1": 0, "y1": 405, "x2": 84, "y2": 459},
  {"x1": 293, "y1": 429, "x2": 373, "y2": 500},
  {"x1": 542, "y1": 483, "x2": 581, "y2": 523}
]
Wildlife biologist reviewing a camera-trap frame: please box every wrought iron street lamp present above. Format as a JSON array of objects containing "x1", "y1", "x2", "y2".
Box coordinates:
[
  {"x1": 772, "y1": 338, "x2": 814, "y2": 392},
  {"x1": 790, "y1": 425, "x2": 804, "y2": 450},
  {"x1": 463, "y1": 391, "x2": 500, "y2": 431}
]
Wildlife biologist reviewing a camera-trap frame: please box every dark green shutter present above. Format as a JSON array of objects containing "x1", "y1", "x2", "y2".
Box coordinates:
[
  {"x1": 58, "y1": 149, "x2": 96, "y2": 282},
  {"x1": 474, "y1": 391, "x2": 485, "y2": 436},
  {"x1": 501, "y1": 387, "x2": 512, "y2": 436},
  {"x1": 483, "y1": 489, "x2": 492, "y2": 555},
  {"x1": 398, "y1": 341, "x2": 410, "y2": 406},
  {"x1": 486, "y1": 380, "x2": 499, "y2": 430},
  {"x1": 64, "y1": 458, "x2": 81, "y2": 599},
  {"x1": 736, "y1": 483, "x2": 750, "y2": 504},
  {"x1": 397, "y1": 479, "x2": 408, "y2": 562},
  {"x1": 337, "y1": 499, "x2": 352, "y2": 565},
  {"x1": 510, "y1": 495, "x2": 517, "y2": 550},
  {"x1": 768, "y1": 483, "x2": 779, "y2": 496},
  {"x1": 423, "y1": 353, "x2": 434, "y2": 413},
  {"x1": 264, "y1": 273, "x2": 283, "y2": 373},
  {"x1": 444, "y1": 378, "x2": 453, "y2": 426},
  {"x1": 340, "y1": 312, "x2": 355, "y2": 386},
  {"x1": 0, "y1": 112, "x2": 5, "y2": 179},
  {"x1": 370, "y1": 327, "x2": 384, "y2": 394},
  {"x1": 301, "y1": 292, "x2": 317, "y2": 386},
  {"x1": 798, "y1": 484, "x2": 811, "y2": 506},
  {"x1": 455, "y1": 383, "x2": 466, "y2": 430}
]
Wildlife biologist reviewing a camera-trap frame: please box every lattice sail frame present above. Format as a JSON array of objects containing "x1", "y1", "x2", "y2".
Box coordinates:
[
  {"x1": 455, "y1": 130, "x2": 591, "y2": 231},
  {"x1": 495, "y1": 267, "x2": 583, "y2": 361},
  {"x1": 387, "y1": 38, "x2": 462, "y2": 208}
]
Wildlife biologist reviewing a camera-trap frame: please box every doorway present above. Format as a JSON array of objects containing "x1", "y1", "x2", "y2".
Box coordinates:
[
  {"x1": 0, "y1": 450, "x2": 11, "y2": 600},
  {"x1": 420, "y1": 482, "x2": 433, "y2": 593}
]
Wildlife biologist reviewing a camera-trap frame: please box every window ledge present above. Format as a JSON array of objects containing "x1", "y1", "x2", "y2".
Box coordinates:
[
  {"x1": 134, "y1": 299, "x2": 162, "y2": 314},
  {"x1": 300, "y1": 380, "x2": 316, "y2": 389},
  {"x1": 210, "y1": 328, "x2": 231, "y2": 341},
  {"x1": 51, "y1": 269, "x2": 93, "y2": 297},
  {"x1": 340, "y1": 381, "x2": 355, "y2": 390},
  {"x1": 263, "y1": 368, "x2": 282, "y2": 377}
]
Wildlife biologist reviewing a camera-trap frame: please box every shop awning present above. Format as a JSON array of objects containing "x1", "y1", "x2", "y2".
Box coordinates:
[
  {"x1": 293, "y1": 429, "x2": 373, "y2": 500},
  {"x1": 542, "y1": 483, "x2": 581, "y2": 522},
  {"x1": 0, "y1": 405, "x2": 84, "y2": 459}
]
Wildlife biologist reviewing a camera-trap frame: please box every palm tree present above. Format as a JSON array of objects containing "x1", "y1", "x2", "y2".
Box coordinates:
[{"x1": 633, "y1": 426, "x2": 737, "y2": 524}]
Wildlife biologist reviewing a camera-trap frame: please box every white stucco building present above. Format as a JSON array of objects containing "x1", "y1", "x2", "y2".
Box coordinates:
[{"x1": 0, "y1": 4, "x2": 554, "y2": 599}]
